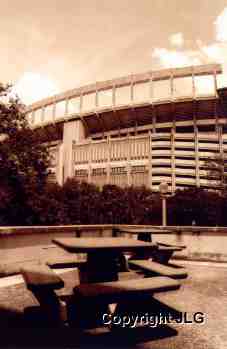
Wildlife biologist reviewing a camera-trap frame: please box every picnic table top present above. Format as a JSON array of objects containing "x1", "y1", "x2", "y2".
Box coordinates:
[{"x1": 52, "y1": 237, "x2": 156, "y2": 253}]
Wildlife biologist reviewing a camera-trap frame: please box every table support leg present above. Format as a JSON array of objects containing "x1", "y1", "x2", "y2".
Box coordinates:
[
  {"x1": 152, "y1": 250, "x2": 174, "y2": 264},
  {"x1": 137, "y1": 232, "x2": 152, "y2": 242},
  {"x1": 78, "y1": 251, "x2": 120, "y2": 283},
  {"x1": 67, "y1": 296, "x2": 111, "y2": 329}
]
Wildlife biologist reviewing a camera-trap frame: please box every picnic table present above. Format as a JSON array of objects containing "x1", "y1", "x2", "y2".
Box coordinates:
[
  {"x1": 52, "y1": 237, "x2": 157, "y2": 283},
  {"x1": 21, "y1": 237, "x2": 183, "y2": 329},
  {"x1": 52, "y1": 237, "x2": 181, "y2": 328}
]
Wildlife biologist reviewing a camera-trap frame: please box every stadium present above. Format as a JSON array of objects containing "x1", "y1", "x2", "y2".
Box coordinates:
[{"x1": 25, "y1": 63, "x2": 227, "y2": 192}]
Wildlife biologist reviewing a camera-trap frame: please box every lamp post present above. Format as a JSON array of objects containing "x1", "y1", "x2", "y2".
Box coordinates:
[{"x1": 159, "y1": 181, "x2": 169, "y2": 227}]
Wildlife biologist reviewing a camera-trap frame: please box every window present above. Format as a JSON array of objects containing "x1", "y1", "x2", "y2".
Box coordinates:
[
  {"x1": 111, "y1": 167, "x2": 127, "y2": 174},
  {"x1": 92, "y1": 168, "x2": 106, "y2": 176},
  {"x1": 131, "y1": 165, "x2": 146, "y2": 173}
]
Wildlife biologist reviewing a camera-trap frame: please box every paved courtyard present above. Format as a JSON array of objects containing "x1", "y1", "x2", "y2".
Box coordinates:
[{"x1": 0, "y1": 261, "x2": 226, "y2": 348}]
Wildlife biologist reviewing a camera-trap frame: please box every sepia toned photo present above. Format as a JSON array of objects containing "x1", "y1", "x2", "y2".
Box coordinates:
[{"x1": 0, "y1": 1, "x2": 227, "y2": 348}]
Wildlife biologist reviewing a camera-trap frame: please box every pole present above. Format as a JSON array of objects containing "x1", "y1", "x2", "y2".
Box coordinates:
[{"x1": 162, "y1": 196, "x2": 167, "y2": 226}]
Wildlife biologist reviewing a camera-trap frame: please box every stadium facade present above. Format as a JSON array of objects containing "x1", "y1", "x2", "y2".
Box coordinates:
[{"x1": 25, "y1": 63, "x2": 227, "y2": 192}]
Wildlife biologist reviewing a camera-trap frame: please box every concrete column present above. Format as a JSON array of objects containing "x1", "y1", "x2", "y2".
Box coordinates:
[
  {"x1": 56, "y1": 143, "x2": 64, "y2": 185},
  {"x1": 152, "y1": 109, "x2": 156, "y2": 133},
  {"x1": 52, "y1": 103, "x2": 56, "y2": 122},
  {"x1": 171, "y1": 126, "x2": 176, "y2": 193},
  {"x1": 112, "y1": 85, "x2": 116, "y2": 108},
  {"x1": 150, "y1": 70, "x2": 155, "y2": 134},
  {"x1": 215, "y1": 97, "x2": 219, "y2": 132},
  {"x1": 148, "y1": 131, "x2": 153, "y2": 189},
  {"x1": 213, "y1": 68, "x2": 218, "y2": 96},
  {"x1": 88, "y1": 139, "x2": 92, "y2": 183},
  {"x1": 149, "y1": 73, "x2": 153, "y2": 103},
  {"x1": 41, "y1": 106, "x2": 45, "y2": 124},
  {"x1": 107, "y1": 136, "x2": 111, "y2": 184},
  {"x1": 162, "y1": 196, "x2": 167, "y2": 226},
  {"x1": 62, "y1": 120, "x2": 85, "y2": 182},
  {"x1": 65, "y1": 99, "x2": 69, "y2": 117},
  {"x1": 194, "y1": 124, "x2": 200, "y2": 187},
  {"x1": 170, "y1": 72, "x2": 174, "y2": 101},
  {"x1": 130, "y1": 75, "x2": 134, "y2": 105},
  {"x1": 193, "y1": 98, "x2": 200, "y2": 187},
  {"x1": 218, "y1": 125, "x2": 223, "y2": 156},
  {"x1": 31, "y1": 110, "x2": 35, "y2": 125},
  {"x1": 127, "y1": 136, "x2": 131, "y2": 186},
  {"x1": 192, "y1": 70, "x2": 196, "y2": 99}
]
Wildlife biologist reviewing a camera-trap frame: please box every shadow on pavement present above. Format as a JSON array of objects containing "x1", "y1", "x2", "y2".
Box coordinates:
[{"x1": 0, "y1": 306, "x2": 178, "y2": 348}]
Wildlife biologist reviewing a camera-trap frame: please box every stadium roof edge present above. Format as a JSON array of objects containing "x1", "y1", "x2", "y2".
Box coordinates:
[{"x1": 26, "y1": 63, "x2": 222, "y2": 113}]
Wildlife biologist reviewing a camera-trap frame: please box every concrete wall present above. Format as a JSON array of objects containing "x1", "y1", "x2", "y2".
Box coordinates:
[
  {"x1": 143, "y1": 230, "x2": 227, "y2": 263},
  {"x1": 1, "y1": 225, "x2": 227, "y2": 265},
  {"x1": 0, "y1": 225, "x2": 113, "y2": 266}
]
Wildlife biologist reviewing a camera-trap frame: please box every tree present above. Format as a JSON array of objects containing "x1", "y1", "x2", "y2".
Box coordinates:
[
  {"x1": 0, "y1": 84, "x2": 50, "y2": 225},
  {"x1": 203, "y1": 154, "x2": 227, "y2": 193},
  {"x1": 168, "y1": 187, "x2": 222, "y2": 226}
]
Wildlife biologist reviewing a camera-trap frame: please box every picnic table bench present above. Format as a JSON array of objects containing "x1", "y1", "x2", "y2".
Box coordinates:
[
  {"x1": 152, "y1": 245, "x2": 184, "y2": 264},
  {"x1": 46, "y1": 256, "x2": 86, "y2": 269},
  {"x1": 74, "y1": 276, "x2": 180, "y2": 301},
  {"x1": 21, "y1": 264, "x2": 65, "y2": 325},
  {"x1": 68, "y1": 276, "x2": 181, "y2": 328},
  {"x1": 114, "y1": 228, "x2": 188, "y2": 278},
  {"x1": 115, "y1": 227, "x2": 186, "y2": 263},
  {"x1": 129, "y1": 259, "x2": 188, "y2": 279}
]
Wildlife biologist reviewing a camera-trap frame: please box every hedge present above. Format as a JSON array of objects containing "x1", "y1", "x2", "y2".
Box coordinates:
[{"x1": 0, "y1": 178, "x2": 226, "y2": 226}]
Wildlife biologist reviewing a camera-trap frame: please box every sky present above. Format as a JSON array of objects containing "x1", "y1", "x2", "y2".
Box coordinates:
[{"x1": 2, "y1": 0, "x2": 227, "y2": 104}]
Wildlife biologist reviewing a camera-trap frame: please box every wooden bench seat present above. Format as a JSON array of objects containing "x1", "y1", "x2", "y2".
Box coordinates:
[
  {"x1": 74, "y1": 276, "x2": 180, "y2": 302},
  {"x1": 46, "y1": 257, "x2": 86, "y2": 269},
  {"x1": 0, "y1": 262, "x2": 38, "y2": 278},
  {"x1": 157, "y1": 242, "x2": 186, "y2": 249},
  {"x1": 157, "y1": 246, "x2": 183, "y2": 252},
  {"x1": 68, "y1": 275, "x2": 182, "y2": 328},
  {"x1": 128, "y1": 260, "x2": 188, "y2": 279},
  {"x1": 68, "y1": 276, "x2": 181, "y2": 328},
  {"x1": 21, "y1": 265, "x2": 65, "y2": 292},
  {"x1": 21, "y1": 265, "x2": 65, "y2": 326},
  {"x1": 0, "y1": 257, "x2": 84, "y2": 279},
  {"x1": 152, "y1": 245, "x2": 184, "y2": 264}
]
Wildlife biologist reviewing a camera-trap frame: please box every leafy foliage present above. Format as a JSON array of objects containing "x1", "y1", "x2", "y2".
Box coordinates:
[
  {"x1": 0, "y1": 84, "x2": 50, "y2": 225},
  {"x1": 203, "y1": 154, "x2": 227, "y2": 193},
  {"x1": 27, "y1": 181, "x2": 158, "y2": 226},
  {"x1": 0, "y1": 171, "x2": 226, "y2": 226},
  {"x1": 168, "y1": 187, "x2": 222, "y2": 226},
  {"x1": 24, "y1": 182, "x2": 226, "y2": 227}
]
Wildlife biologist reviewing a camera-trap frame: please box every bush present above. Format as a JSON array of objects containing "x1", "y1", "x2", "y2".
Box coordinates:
[
  {"x1": 168, "y1": 187, "x2": 222, "y2": 226},
  {"x1": 61, "y1": 179, "x2": 101, "y2": 224},
  {"x1": 1, "y1": 178, "x2": 227, "y2": 226}
]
